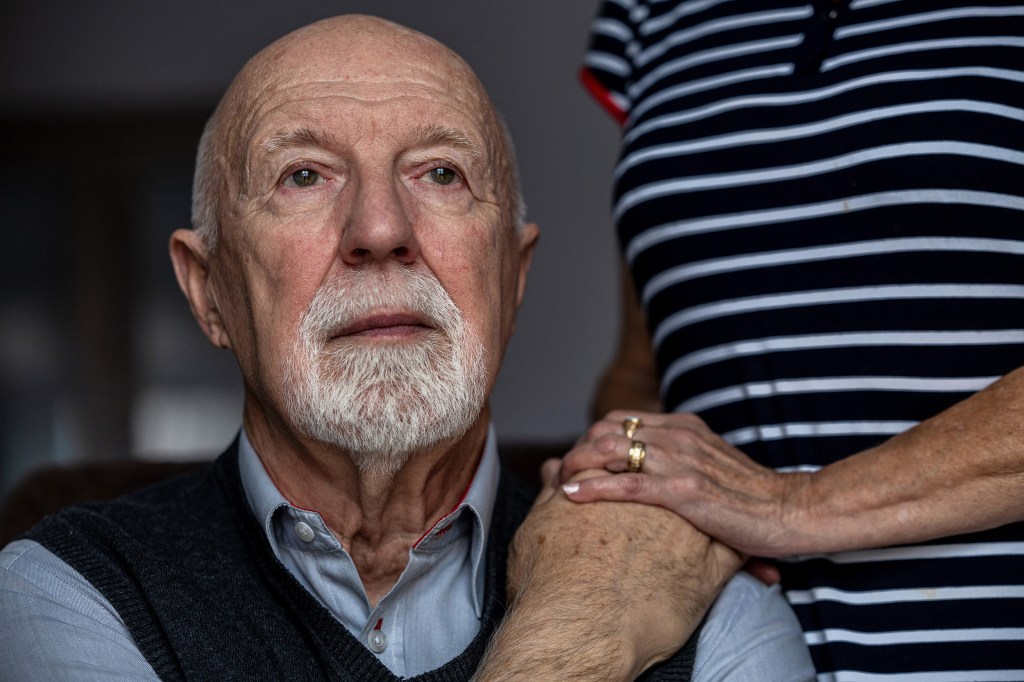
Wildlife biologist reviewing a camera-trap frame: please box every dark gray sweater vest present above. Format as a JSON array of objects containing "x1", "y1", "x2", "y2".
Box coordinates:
[{"x1": 26, "y1": 444, "x2": 697, "y2": 680}]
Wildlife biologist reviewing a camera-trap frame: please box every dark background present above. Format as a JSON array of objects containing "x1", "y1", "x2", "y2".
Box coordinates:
[{"x1": 0, "y1": 2, "x2": 622, "y2": 492}]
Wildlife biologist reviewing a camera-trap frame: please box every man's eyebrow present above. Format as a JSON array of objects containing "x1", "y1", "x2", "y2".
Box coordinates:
[
  {"x1": 243, "y1": 127, "x2": 338, "y2": 189},
  {"x1": 262, "y1": 127, "x2": 338, "y2": 155},
  {"x1": 415, "y1": 124, "x2": 482, "y2": 160}
]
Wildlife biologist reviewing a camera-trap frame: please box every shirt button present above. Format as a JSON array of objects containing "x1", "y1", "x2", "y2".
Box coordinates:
[
  {"x1": 294, "y1": 521, "x2": 315, "y2": 543},
  {"x1": 367, "y1": 630, "x2": 388, "y2": 653}
]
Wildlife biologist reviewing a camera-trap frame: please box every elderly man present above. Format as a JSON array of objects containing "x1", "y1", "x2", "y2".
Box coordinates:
[{"x1": 0, "y1": 15, "x2": 812, "y2": 681}]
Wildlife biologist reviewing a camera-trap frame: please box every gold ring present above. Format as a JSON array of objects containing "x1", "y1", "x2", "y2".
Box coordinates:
[
  {"x1": 622, "y1": 416, "x2": 642, "y2": 439},
  {"x1": 627, "y1": 440, "x2": 646, "y2": 473}
]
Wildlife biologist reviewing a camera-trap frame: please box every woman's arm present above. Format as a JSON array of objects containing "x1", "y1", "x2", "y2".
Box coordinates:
[{"x1": 560, "y1": 365, "x2": 1024, "y2": 556}]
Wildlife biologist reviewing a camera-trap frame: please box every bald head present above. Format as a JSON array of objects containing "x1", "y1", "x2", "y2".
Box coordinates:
[
  {"x1": 170, "y1": 13, "x2": 540, "y2": 474},
  {"x1": 191, "y1": 15, "x2": 524, "y2": 250}
]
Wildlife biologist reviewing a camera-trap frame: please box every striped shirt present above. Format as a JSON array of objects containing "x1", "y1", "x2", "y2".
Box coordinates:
[{"x1": 583, "y1": 0, "x2": 1024, "y2": 678}]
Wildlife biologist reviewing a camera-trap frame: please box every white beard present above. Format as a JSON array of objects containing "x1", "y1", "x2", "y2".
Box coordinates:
[{"x1": 282, "y1": 266, "x2": 488, "y2": 479}]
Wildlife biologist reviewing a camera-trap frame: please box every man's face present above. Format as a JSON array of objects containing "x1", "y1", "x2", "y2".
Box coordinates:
[{"x1": 194, "y1": 18, "x2": 536, "y2": 460}]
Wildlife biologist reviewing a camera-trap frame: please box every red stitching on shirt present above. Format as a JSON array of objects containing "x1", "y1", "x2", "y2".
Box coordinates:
[{"x1": 412, "y1": 472, "x2": 475, "y2": 548}]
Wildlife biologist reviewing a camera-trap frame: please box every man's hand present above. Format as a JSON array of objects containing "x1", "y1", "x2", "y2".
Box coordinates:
[{"x1": 474, "y1": 461, "x2": 742, "y2": 681}]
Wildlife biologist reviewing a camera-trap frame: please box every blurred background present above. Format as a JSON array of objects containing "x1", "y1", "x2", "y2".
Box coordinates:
[{"x1": 0, "y1": 1, "x2": 621, "y2": 494}]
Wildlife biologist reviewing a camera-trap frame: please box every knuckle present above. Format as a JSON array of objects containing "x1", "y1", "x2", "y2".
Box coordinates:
[
  {"x1": 671, "y1": 472, "x2": 709, "y2": 500},
  {"x1": 596, "y1": 432, "x2": 623, "y2": 454},
  {"x1": 674, "y1": 411, "x2": 708, "y2": 428},
  {"x1": 670, "y1": 426, "x2": 702, "y2": 449},
  {"x1": 582, "y1": 419, "x2": 612, "y2": 443},
  {"x1": 619, "y1": 473, "x2": 647, "y2": 495}
]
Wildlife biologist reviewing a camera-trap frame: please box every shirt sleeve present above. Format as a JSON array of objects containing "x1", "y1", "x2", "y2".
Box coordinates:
[
  {"x1": 581, "y1": 0, "x2": 638, "y2": 124},
  {"x1": 0, "y1": 539, "x2": 159, "y2": 681},
  {"x1": 693, "y1": 572, "x2": 816, "y2": 681}
]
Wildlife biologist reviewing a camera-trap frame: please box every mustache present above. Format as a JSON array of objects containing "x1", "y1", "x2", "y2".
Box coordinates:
[{"x1": 300, "y1": 266, "x2": 459, "y2": 341}]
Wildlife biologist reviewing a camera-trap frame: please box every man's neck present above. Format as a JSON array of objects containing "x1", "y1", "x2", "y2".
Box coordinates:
[{"x1": 242, "y1": 402, "x2": 490, "y2": 604}]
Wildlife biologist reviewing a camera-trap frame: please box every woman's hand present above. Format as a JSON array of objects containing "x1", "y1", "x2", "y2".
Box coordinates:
[{"x1": 559, "y1": 410, "x2": 816, "y2": 557}]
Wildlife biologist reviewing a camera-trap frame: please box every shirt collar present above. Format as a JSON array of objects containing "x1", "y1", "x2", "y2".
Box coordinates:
[{"x1": 236, "y1": 425, "x2": 500, "y2": 617}]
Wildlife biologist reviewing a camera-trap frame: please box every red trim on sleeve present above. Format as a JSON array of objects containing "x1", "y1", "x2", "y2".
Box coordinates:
[{"x1": 579, "y1": 66, "x2": 628, "y2": 127}]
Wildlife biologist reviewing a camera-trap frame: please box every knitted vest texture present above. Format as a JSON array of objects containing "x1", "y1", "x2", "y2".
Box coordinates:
[{"x1": 26, "y1": 444, "x2": 696, "y2": 680}]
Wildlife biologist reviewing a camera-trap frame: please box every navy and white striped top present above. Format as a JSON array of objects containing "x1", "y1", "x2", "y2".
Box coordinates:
[{"x1": 583, "y1": 0, "x2": 1024, "y2": 677}]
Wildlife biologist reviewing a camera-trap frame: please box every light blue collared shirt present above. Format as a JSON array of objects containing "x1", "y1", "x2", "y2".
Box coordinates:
[
  {"x1": 237, "y1": 429, "x2": 499, "y2": 677},
  {"x1": 0, "y1": 428, "x2": 814, "y2": 680}
]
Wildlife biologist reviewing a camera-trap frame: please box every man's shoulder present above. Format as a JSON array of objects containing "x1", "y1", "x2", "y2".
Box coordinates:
[
  {"x1": 691, "y1": 573, "x2": 815, "y2": 680},
  {"x1": 23, "y1": 452, "x2": 233, "y2": 558}
]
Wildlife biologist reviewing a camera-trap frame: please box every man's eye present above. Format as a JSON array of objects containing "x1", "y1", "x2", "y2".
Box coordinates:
[
  {"x1": 288, "y1": 168, "x2": 321, "y2": 187},
  {"x1": 427, "y1": 167, "x2": 459, "y2": 186}
]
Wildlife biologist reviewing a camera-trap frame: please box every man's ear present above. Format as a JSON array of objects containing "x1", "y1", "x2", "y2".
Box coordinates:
[
  {"x1": 169, "y1": 229, "x2": 231, "y2": 349},
  {"x1": 514, "y1": 222, "x2": 540, "y2": 309}
]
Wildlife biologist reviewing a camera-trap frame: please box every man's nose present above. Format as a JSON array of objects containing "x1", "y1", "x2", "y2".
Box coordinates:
[{"x1": 339, "y1": 172, "x2": 420, "y2": 266}]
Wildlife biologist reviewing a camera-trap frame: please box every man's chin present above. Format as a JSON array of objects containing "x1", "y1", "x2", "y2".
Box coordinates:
[
  {"x1": 283, "y1": 313, "x2": 488, "y2": 473},
  {"x1": 295, "y1": 393, "x2": 481, "y2": 462}
]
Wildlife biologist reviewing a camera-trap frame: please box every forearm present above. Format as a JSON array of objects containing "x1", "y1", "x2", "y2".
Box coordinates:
[
  {"x1": 473, "y1": 588, "x2": 638, "y2": 682},
  {"x1": 475, "y1": 567, "x2": 718, "y2": 682},
  {"x1": 480, "y1": 466, "x2": 740, "y2": 681},
  {"x1": 795, "y1": 365, "x2": 1024, "y2": 553}
]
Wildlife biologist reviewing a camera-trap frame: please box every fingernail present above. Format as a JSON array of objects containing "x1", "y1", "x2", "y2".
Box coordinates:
[{"x1": 562, "y1": 482, "x2": 579, "y2": 496}]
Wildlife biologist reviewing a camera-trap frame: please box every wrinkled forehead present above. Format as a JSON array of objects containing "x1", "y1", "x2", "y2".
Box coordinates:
[{"x1": 216, "y1": 16, "x2": 499, "y2": 170}]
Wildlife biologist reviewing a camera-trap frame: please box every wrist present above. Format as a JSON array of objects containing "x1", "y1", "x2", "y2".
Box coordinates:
[{"x1": 779, "y1": 468, "x2": 834, "y2": 555}]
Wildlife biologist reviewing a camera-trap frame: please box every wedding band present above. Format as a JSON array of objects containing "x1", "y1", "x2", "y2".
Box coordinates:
[
  {"x1": 622, "y1": 416, "x2": 642, "y2": 439},
  {"x1": 627, "y1": 440, "x2": 646, "y2": 473}
]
